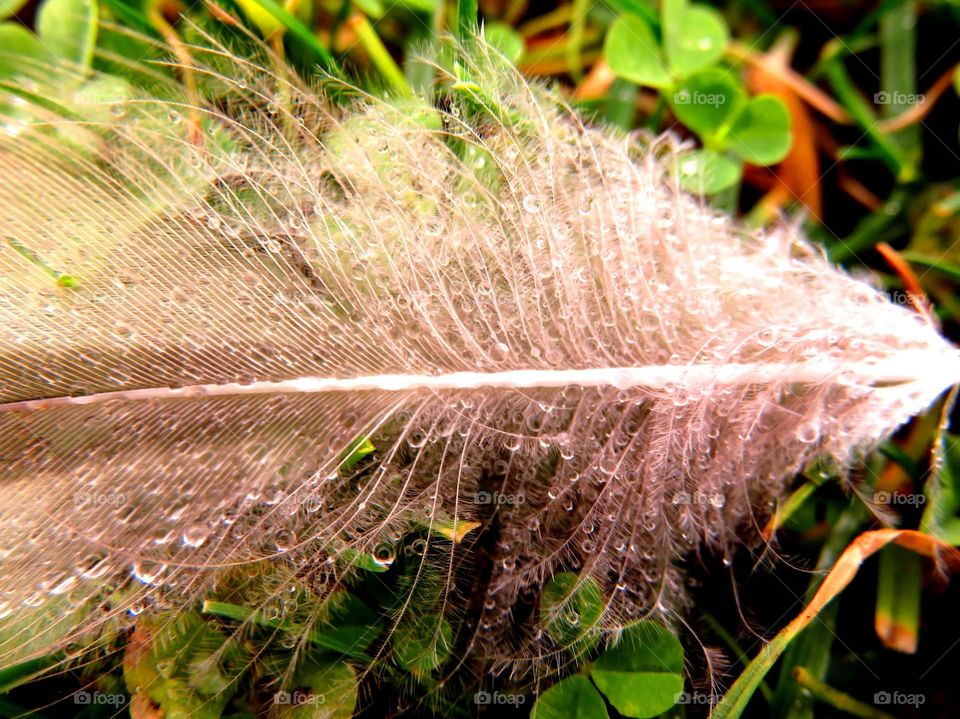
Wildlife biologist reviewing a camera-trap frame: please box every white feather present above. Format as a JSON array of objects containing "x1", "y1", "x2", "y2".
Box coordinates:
[{"x1": 0, "y1": 37, "x2": 955, "y2": 678}]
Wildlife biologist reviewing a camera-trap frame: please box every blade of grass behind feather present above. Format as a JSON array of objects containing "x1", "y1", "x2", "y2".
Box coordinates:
[{"x1": 714, "y1": 529, "x2": 960, "y2": 719}]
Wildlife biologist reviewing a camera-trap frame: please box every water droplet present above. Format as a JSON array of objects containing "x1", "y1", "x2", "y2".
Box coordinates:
[
  {"x1": 373, "y1": 542, "x2": 396, "y2": 568},
  {"x1": 503, "y1": 436, "x2": 522, "y2": 452},
  {"x1": 182, "y1": 525, "x2": 209, "y2": 548},
  {"x1": 273, "y1": 529, "x2": 297, "y2": 552},
  {"x1": 132, "y1": 561, "x2": 166, "y2": 585},
  {"x1": 795, "y1": 422, "x2": 819, "y2": 444}
]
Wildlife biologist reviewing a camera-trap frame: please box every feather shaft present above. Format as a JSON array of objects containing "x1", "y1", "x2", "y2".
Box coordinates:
[{"x1": 3, "y1": 349, "x2": 959, "y2": 412}]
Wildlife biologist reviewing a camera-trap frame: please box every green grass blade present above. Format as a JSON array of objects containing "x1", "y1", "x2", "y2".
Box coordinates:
[
  {"x1": 875, "y1": 545, "x2": 921, "y2": 654},
  {"x1": 879, "y1": 0, "x2": 921, "y2": 159},
  {"x1": 457, "y1": 0, "x2": 478, "y2": 40},
  {"x1": 791, "y1": 667, "x2": 895, "y2": 719},
  {"x1": 242, "y1": 0, "x2": 337, "y2": 72}
]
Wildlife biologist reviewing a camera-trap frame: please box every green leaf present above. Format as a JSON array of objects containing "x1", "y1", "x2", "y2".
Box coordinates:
[
  {"x1": 0, "y1": 0, "x2": 28, "y2": 21},
  {"x1": 349, "y1": 14, "x2": 411, "y2": 97},
  {"x1": 278, "y1": 660, "x2": 358, "y2": 719},
  {"x1": 669, "y1": 68, "x2": 745, "y2": 139},
  {"x1": 340, "y1": 435, "x2": 375, "y2": 473},
  {"x1": 540, "y1": 572, "x2": 604, "y2": 651},
  {"x1": 317, "y1": 591, "x2": 383, "y2": 653},
  {"x1": 605, "y1": 77, "x2": 638, "y2": 130},
  {"x1": 0, "y1": 655, "x2": 62, "y2": 692},
  {"x1": 922, "y1": 430, "x2": 960, "y2": 543},
  {"x1": 235, "y1": 0, "x2": 284, "y2": 37},
  {"x1": 0, "y1": 24, "x2": 55, "y2": 79},
  {"x1": 676, "y1": 149, "x2": 742, "y2": 194},
  {"x1": 351, "y1": 0, "x2": 385, "y2": 17},
  {"x1": 123, "y1": 612, "x2": 245, "y2": 719},
  {"x1": 201, "y1": 600, "x2": 373, "y2": 660},
  {"x1": 532, "y1": 675, "x2": 609, "y2": 719},
  {"x1": 393, "y1": 0, "x2": 434, "y2": 12},
  {"x1": 391, "y1": 613, "x2": 453, "y2": 676},
  {"x1": 590, "y1": 621, "x2": 684, "y2": 718},
  {"x1": 72, "y1": 74, "x2": 132, "y2": 108},
  {"x1": 901, "y1": 253, "x2": 960, "y2": 285},
  {"x1": 457, "y1": 0, "x2": 477, "y2": 40},
  {"x1": 421, "y1": 516, "x2": 482, "y2": 543},
  {"x1": 37, "y1": 0, "x2": 97, "y2": 67},
  {"x1": 604, "y1": 14, "x2": 671, "y2": 89},
  {"x1": 336, "y1": 546, "x2": 393, "y2": 572},
  {"x1": 875, "y1": 544, "x2": 921, "y2": 653},
  {"x1": 602, "y1": 0, "x2": 658, "y2": 29},
  {"x1": 662, "y1": 0, "x2": 729, "y2": 78},
  {"x1": 229, "y1": 0, "x2": 336, "y2": 72},
  {"x1": 485, "y1": 22, "x2": 524, "y2": 64},
  {"x1": 236, "y1": 0, "x2": 315, "y2": 39},
  {"x1": 0, "y1": 593, "x2": 93, "y2": 674},
  {"x1": 726, "y1": 94, "x2": 792, "y2": 165}
]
